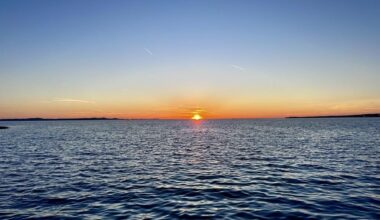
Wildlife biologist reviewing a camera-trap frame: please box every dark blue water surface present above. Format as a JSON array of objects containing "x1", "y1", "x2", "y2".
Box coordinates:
[{"x1": 0, "y1": 119, "x2": 379, "y2": 219}]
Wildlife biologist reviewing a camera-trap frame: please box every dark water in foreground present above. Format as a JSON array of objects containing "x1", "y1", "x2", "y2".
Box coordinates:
[{"x1": 0, "y1": 119, "x2": 379, "y2": 219}]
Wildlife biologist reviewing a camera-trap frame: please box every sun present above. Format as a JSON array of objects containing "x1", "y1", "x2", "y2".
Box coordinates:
[{"x1": 191, "y1": 114, "x2": 203, "y2": 120}]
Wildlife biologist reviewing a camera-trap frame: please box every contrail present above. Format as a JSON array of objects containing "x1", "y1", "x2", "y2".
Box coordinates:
[
  {"x1": 144, "y1": 48, "x2": 153, "y2": 55},
  {"x1": 231, "y1": 64, "x2": 245, "y2": 71}
]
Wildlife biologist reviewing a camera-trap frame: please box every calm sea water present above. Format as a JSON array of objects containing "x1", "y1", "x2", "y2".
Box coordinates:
[{"x1": 0, "y1": 119, "x2": 379, "y2": 219}]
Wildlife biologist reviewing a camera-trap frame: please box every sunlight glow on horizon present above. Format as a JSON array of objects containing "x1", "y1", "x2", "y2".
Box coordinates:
[{"x1": 191, "y1": 114, "x2": 203, "y2": 120}]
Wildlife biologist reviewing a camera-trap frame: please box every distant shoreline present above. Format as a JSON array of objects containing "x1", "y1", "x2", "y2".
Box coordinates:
[
  {"x1": 287, "y1": 114, "x2": 380, "y2": 119},
  {"x1": 0, "y1": 117, "x2": 120, "y2": 121},
  {"x1": 1, "y1": 114, "x2": 379, "y2": 121}
]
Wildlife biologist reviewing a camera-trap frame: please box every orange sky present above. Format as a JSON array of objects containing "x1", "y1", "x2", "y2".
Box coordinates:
[{"x1": 1, "y1": 95, "x2": 379, "y2": 119}]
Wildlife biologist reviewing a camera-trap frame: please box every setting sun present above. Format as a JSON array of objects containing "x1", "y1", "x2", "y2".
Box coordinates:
[{"x1": 191, "y1": 114, "x2": 203, "y2": 120}]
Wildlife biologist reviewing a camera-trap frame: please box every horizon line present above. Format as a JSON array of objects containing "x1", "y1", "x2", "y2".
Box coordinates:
[{"x1": 0, "y1": 113, "x2": 379, "y2": 121}]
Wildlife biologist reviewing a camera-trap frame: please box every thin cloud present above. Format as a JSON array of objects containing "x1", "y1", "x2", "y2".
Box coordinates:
[
  {"x1": 54, "y1": 99, "x2": 95, "y2": 104},
  {"x1": 144, "y1": 48, "x2": 153, "y2": 55},
  {"x1": 231, "y1": 64, "x2": 245, "y2": 71}
]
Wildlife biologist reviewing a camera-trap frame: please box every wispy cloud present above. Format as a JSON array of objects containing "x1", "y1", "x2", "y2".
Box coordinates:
[
  {"x1": 231, "y1": 64, "x2": 245, "y2": 71},
  {"x1": 152, "y1": 105, "x2": 207, "y2": 118},
  {"x1": 144, "y1": 48, "x2": 153, "y2": 55},
  {"x1": 53, "y1": 98, "x2": 95, "y2": 104}
]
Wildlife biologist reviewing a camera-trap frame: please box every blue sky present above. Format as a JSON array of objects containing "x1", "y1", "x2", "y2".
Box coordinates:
[{"x1": 0, "y1": 0, "x2": 379, "y2": 118}]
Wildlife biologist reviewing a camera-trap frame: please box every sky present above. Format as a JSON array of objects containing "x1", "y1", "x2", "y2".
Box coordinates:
[{"x1": 0, "y1": 0, "x2": 379, "y2": 119}]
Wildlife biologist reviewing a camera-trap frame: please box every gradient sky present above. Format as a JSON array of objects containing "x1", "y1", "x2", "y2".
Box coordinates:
[{"x1": 1, "y1": 0, "x2": 379, "y2": 119}]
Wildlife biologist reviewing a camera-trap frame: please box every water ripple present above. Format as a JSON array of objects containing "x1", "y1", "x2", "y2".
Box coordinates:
[{"x1": 0, "y1": 119, "x2": 379, "y2": 219}]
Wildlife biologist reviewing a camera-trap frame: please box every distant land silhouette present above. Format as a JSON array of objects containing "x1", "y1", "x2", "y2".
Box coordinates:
[
  {"x1": 0, "y1": 117, "x2": 120, "y2": 121},
  {"x1": 0, "y1": 126, "x2": 8, "y2": 129},
  {"x1": 287, "y1": 113, "x2": 380, "y2": 119},
  {"x1": 1, "y1": 114, "x2": 379, "y2": 121}
]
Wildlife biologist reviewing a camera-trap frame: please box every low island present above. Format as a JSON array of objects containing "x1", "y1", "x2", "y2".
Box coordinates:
[
  {"x1": 0, "y1": 117, "x2": 119, "y2": 121},
  {"x1": 287, "y1": 113, "x2": 380, "y2": 119}
]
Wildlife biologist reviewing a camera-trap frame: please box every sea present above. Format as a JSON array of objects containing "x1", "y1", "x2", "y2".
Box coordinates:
[{"x1": 0, "y1": 119, "x2": 379, "y2": 219}]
